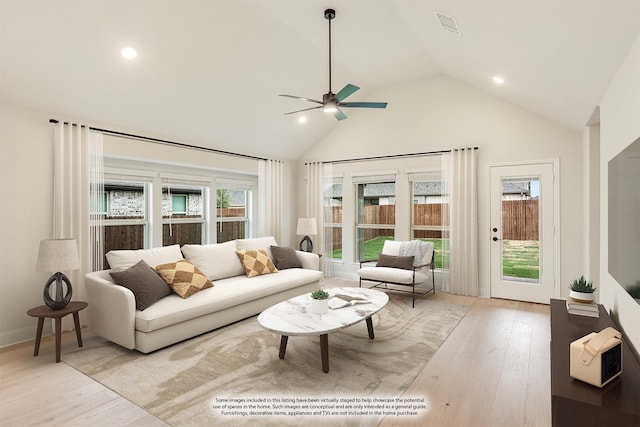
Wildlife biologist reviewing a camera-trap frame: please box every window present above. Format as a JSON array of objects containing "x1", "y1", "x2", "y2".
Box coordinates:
[
  {"x1": 216, "y1": 180, "x2": 253, "y2": 243},
  {"x1": 354, "y1": 174, "x2": 396, "y2": 261},
  {"x1": 162, "y1": 183, "x2": 206, "y2": 246},
  {"x1": 171, "y1": 194, "x2": 187, "y2": 215},
  {"x1": 96, "y1": 176, "x2": 150, "y2": 268},
  {"x1": 324, "y1": 179, "x2": 343, "y2": 259},
  {"x1": 90, "y1": 191, "x2": 108, "y2": 214},
  {"x1": 410, "y1": 173, "x2": 449, "y2": 269},
  {"x1": 93, "y1": 160, "x2": 257, "y2": 268}
]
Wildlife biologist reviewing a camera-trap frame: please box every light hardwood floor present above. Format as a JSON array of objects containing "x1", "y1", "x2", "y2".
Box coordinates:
[{"x1": 0, "y1": 290, "x2": 550, "y2": 427}]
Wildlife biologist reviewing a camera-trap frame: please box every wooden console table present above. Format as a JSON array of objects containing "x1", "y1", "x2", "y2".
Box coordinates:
[{"x1": 550, "y1": 299, "x2": 640, "y2": 426}]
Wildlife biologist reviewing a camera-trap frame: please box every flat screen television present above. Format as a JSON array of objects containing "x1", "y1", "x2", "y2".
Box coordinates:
[{"x1": 608, "y1": 136, "x2": 640, "y2": 304}]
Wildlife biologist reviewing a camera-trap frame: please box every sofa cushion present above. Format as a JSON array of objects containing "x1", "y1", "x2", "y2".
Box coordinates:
[
  {"x1": 236, "y1": 249, "x2": 278, "y2": 278},
  {"x1": 270, "y1": 245, "x2": 303, "y2": 269},
  {"x1": 106, "y1": 245, "x2": 183, "y2": 271},
  {"x1": 236, "y1": 236, "x2": 278, "y2": 260},
  {"x1": 109, "y1": 260, "x2": 171, "y2": 311},
  {"x1": 376, "y1": 254, "x2": 414, "y2": 270},
  {"x1": 358, "y1": 266, "x2": 428, "y2": 285},
  {"x1": 134, "y1": 268, "x2": 323, "y2": 333},
  {"x1": 154, "y1": 259, "x2": 213, "y2": 298},
  {"x1": 181, "y1": 241, "x2": 244, "y2": 280}
]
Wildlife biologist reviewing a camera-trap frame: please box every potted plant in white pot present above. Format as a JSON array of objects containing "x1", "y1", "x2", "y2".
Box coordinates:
[
  {"x1": 310, "y1": 289, "x2": 330, "y2": 314},
  {"x1": 569, "y1": 276, "x2": 596, "y2": 303}
]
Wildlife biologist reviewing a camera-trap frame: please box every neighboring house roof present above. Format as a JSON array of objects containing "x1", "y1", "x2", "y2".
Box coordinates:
[
  {"x1": 325, "y1": 182, "x2": 446, "y2": 198},
  {"x1": 325, "y1": 180, "x2": 531, "y2": 199},
  {"x1": 502, "y1": 181, "x2": 531, "y2": 196}
]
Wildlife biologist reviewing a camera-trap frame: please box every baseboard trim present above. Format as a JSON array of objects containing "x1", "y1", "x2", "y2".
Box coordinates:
[{"x1": 0, "y1": 325, "x2": 42, "y2": 349}]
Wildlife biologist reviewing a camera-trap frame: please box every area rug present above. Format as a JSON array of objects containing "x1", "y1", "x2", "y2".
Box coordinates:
[{"x1": 63, "y1": 293, "x2": 469, "y2": 426}]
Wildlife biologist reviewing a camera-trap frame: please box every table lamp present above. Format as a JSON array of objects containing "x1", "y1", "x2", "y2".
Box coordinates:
[
  {"x1": 296, "y1": 218, "x2": 317, "y2": 252},
  {"x1": 36, "y1": 239, "x2": 80, "y2": 310}
]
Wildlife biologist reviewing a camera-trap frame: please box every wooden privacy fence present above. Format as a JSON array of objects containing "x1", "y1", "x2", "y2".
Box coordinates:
[
  {"x1": 501, "y1": 200, "x2": 539, "y2": 240},
  {"x1": 325, "y1": 199, "x2": 538, "y2": 245},
  {"x1": 100, "y1": 201, "x2": 538, "y2": 267},
  {"x1": 101, "y1": 208, "x2": 248, "y2": 267}
]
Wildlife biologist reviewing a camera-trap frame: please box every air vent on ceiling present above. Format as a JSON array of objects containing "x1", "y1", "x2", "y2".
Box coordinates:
[{"x1": 434, "y1": 11, "x2": 462, "y2": 36}]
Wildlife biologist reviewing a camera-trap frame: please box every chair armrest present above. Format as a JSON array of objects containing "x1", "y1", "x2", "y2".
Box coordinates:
[
  {"x1": 413, "y1": 251, "x2": 435, "y2": 271},
  {"x1": 413, "y1": 262, "x2": 432, "y2": 270},
  {"x1": 85, "y1": 270, "x2": 136, "y2": 349},
  {"x1": 359, "y1": 259, "x2": 378, "y2": 267}
]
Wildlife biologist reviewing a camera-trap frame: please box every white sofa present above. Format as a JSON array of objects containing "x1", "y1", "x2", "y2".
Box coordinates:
[{"x1": 85, "y1": 237, "x2": 322, "y2": 353}]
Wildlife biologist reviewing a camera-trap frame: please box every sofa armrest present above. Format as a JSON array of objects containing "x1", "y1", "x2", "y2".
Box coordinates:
[
  {"x1": 85, "y1": 270, "x2": 136, "y2": 349},
  {"x1": 295, "y1": 250, "x2": 320, "y2": 271}
]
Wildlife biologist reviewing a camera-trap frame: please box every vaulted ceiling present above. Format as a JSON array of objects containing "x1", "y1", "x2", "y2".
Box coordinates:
[{"x1": 1, "y1": 1, "x2": 638, "y2": 159}]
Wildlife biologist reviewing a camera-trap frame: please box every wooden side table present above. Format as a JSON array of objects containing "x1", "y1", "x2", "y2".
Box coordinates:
[{"x1": 26, "y1": 301, "x2": 88, "y2": 363}]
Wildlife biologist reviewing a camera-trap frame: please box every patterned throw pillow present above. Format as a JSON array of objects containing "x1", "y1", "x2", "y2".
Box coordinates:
[
  {"x1": 154, "y1": 259, "x2": 213, "y2": 298},
  {"x1": 236, "y1": 249, "x2": 278, "y2": 278}
]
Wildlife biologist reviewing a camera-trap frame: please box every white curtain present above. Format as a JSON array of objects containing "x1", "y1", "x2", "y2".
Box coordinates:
[
  {"x1": 258, "y1": 159, "x2": 283, "y2": 243},
  {"x1": 305, "y1": 162, "x2": 333, "y2": 276},
  {"x1": 52, "y1": 122, "x2": 104, "y2": 329},
  {"x1": 444, "y1": 148, "x2": 478, "y2": 296}
]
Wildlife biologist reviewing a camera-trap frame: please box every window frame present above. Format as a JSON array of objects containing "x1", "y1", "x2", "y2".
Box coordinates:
[
  {"x1": 161, "y1": 178, "x2": 209, "y2": 246},
  {"x1": 215, "y1": 179, "x2": 255, "y2": 243},
  {"x1": 323, "y1": 177, "x2": 343, "y2": 260},
  {"x1": 409, "y1": 171, "x2": 449, "y2": 271},
  {"x1": 353, "y1": 174, "x2": 397, "y2": 262}
]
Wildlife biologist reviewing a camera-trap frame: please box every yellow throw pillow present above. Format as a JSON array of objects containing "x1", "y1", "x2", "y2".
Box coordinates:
[
  {"x1": 154, "y1": 259, "x2": 213, "y2": 298},
  {"x1": 236, "y1": 249, "x2": 278, "y2": 278}
]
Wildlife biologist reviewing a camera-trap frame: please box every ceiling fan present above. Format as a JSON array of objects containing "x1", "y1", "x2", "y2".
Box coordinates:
[{"x1": 280, "y1": 8, "x2": 388, "y2": 121}]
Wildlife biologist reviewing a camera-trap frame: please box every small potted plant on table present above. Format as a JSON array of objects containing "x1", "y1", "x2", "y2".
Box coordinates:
[
  {"x1": 569, "y1": 276, "x2": 596, "y2": 303},
  {"x1": 310, "y1": 289, "x2": 330, "y2": 314}
]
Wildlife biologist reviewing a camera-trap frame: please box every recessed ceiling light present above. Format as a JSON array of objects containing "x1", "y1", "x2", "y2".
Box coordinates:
[
  {"x1": 298, "y1": 116, "x2": 307, "y2": 124},
  {"x1": 492, "y1": 75, "x2": 505, "y2": 85},
  {"x1": 120, "y1": 47, "x2": 138, "y2": 60}
]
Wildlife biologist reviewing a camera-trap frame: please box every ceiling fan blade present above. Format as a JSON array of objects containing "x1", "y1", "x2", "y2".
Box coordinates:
[
  {"x1": 333, "y1": 108, "x2": 348, "y2": 121},
  {"x1": 279, "y1": 94, "x2": 323, "y2": 105},
  {"x1": 284, "y1": 106, "x2": 323, "y2": 115},
  {"x1": 335, "y1": 84, "x2": 360, "y2": 102},
  {"x1": 338, "y1": 101, "x2": 388, "y2": 109}
]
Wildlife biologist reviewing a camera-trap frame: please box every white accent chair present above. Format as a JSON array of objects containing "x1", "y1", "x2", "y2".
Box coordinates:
[{"x1": 357, "y1": 240, "x2": 435, "y2": 307}]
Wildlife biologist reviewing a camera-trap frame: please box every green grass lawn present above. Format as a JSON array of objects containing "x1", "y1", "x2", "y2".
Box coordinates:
[
  {"x1": 501, "y1": 240, "x2": 539, "y2": 279},
  {"x1": 331, "y1": 238, "x2": 539, "y2": 279}
]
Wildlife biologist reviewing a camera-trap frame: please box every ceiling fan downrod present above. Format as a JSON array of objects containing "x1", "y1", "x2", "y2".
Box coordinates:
[{"x1": 325, "y1": 8, "x2": 335, "y2": 94}]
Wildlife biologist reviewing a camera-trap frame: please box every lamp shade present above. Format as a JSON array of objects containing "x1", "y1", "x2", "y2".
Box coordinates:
[
  {"x1": 36, "y1": 239, "x2": 80, "y2": 273},
  {"x1": 296, "y1": 218, "x2": 318, "y2": 236}
]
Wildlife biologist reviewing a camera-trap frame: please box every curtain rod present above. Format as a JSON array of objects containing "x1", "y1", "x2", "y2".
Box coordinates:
[
  {"x1": 49, "y1": 119, "x2": 268, "y2": 161},
  {"x1": 306, "y1": 147, "x2": 478, "y2": 165}
]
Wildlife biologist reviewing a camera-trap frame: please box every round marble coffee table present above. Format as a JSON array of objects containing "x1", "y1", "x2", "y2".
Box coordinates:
[{"x1": 257, "y1": 287, "x2": 388, "y2": 373}]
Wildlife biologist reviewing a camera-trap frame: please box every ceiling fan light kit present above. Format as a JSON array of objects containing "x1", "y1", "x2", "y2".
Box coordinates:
[{"x1": 280, "y1": 8, "x2": 388, "y2": 121}]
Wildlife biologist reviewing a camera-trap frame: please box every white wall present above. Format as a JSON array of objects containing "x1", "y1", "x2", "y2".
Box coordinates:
[
  {"x1": 0, "y1": 105, "x2": 55, "y2": 345},
  {"x1": 598, "y1": 33, "x2": 640, "y2": 354},
  {"x1": 300, "y1": 75, "x2": 584, "y2": 298},
  {"x1": 582, "y1": 123, "x2": 600, "y2": 287}
]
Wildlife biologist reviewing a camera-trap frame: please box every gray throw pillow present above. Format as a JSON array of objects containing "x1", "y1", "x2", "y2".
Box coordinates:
[
  {"x1": 270, "y1": 245, "x2": 303, "y2": 269},
  {"x1": 376, "y1": 254, "x2": 415, "y2": 270},
  {"x1": 110, "y1": 259, "x2": 171, "y2": 311}
]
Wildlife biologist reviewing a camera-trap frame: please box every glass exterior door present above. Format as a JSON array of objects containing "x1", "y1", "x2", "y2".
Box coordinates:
[{"x1": 490, "y1": 163, "x2": 556, "y2": 303}]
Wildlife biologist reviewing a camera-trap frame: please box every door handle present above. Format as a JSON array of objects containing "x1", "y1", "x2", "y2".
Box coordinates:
[{"x1": 492, "y1": 237, "x2": 501, "y2": 241}]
